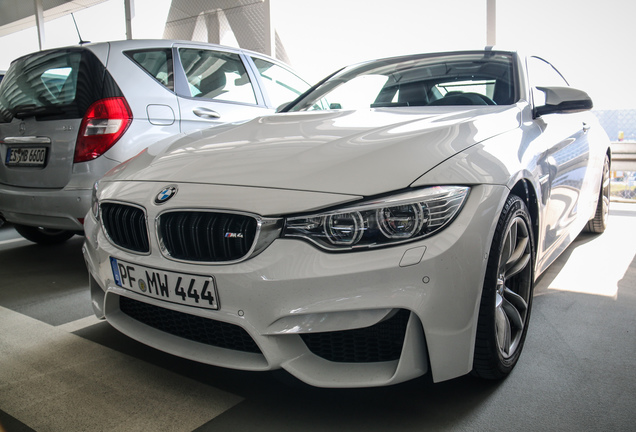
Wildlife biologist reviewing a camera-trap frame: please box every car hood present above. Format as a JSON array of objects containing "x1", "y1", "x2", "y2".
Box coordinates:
[{"x1": 109, "y1": 106, "x2": 521, "y2": 196}]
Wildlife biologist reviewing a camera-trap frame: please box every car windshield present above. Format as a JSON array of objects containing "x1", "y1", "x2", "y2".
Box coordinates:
[{"x1": 287, "y1": 52, "x2": 517, "y2": 112}]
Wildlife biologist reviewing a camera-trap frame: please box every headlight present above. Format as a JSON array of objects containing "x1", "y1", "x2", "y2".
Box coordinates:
[
  {"x1": 283, "y1": 186, "x2": 469, "y2": 251},
  {"x1": 91, "y1": 181, "x2": 100, "y2": 220}
]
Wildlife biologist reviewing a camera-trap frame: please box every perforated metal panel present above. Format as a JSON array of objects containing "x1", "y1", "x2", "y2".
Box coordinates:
[
  {"x1": 163, "y1": 0, "x2": 290, "y2": 64},
  {"x1": 593, "y1": 109, "x2": 636, "y2": 142}
]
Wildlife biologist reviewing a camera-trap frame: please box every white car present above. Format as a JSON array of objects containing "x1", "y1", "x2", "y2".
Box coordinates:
[{"x1": 83, "y1": 49, "x2": 611, "y2": 387}]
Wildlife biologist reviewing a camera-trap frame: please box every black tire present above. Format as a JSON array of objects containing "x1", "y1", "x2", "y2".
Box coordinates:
[
  {"x1": 585, "y1": 154, "x2": 610, "y2": 233},
  {"x1": 472, "y1": 195, "x2": 534, "y2": 380},
  {"x1": 14, "y1": 224, "x2": 75, "y2": 245}
]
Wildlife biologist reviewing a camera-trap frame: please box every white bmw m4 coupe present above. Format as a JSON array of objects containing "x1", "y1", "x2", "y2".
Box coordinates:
[{"x1": 83, "y1": 49, "x2": 611, "y2": 388}]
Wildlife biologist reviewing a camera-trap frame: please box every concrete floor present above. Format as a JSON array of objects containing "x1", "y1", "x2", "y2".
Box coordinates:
[{"x1": 1, "y1": 204, "x2": 635, "y2": 432}]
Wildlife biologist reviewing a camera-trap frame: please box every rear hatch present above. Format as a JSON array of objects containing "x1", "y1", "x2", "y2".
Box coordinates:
[{"x1": 0, "y1": 47, "x2": 117, "y2": 188}]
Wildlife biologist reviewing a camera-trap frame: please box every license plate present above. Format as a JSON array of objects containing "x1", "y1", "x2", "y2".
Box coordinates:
[
  {"x1": 5, "y1": 147, "x2": 47, "y2": 167},
  {"x1": 110, "y1": 257, "x2": 219, "y2": 310}
]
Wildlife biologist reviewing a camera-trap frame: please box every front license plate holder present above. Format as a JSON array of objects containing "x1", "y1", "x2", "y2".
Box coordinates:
[{"x1": 110, "y1": 257, "x2": 219, "y2": 310}]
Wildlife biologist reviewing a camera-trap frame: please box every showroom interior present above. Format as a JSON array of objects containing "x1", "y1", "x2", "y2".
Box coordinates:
[{"x1": 0, "y1": 1, "x2": 635, "y2": 431}]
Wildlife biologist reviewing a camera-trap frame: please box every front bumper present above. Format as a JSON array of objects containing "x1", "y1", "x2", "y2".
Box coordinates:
[{"x1": 83, "y1": 183, "x2": 507, "y2": 387}]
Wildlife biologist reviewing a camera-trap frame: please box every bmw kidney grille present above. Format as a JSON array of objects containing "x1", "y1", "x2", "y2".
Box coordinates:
[
  {"x1": 100, "y1": 203, "x2": 150, "y2": 253},
  {"x1": 158, "y1": 211, "x2": 258, "y2": 262}
]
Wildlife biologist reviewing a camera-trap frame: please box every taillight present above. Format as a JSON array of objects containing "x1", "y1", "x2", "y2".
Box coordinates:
[{"x1": 74, "y1": 97, "x2": 132, "y2": 163}]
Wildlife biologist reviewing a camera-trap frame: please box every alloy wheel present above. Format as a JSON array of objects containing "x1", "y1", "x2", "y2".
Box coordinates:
[{"x1": 495, "y1": 216, "x2": 532, "y2": 359}]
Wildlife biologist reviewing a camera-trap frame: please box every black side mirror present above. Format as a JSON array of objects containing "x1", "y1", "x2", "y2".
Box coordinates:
[{"x1": 533, "y1": 86, "x2": 593, "y2": 117}]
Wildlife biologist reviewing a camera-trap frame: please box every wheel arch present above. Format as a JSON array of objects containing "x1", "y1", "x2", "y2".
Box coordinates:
[{"x1": 509, "y1": 178, "x2": 539, "y2": 255}]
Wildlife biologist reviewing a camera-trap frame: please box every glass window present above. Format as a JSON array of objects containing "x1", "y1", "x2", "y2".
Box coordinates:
[
  {"x1": 40, "y1": 67, "x2": 74, "y2": 102},
  {"x1": 251, "y1": 58, "x2": 310, "y2": 108},
  {"x1": 433, "y1": 80, "x2": 497, "y2": 99},
  {"x1": 125, "y1": 49, "x2": 174, "y2": 91},
  {"x1": 288, "y1": 53, "x2": 516, "y2": 112},
  {"x1": 527, "y1": 56, "x2": 569, "y2": 88},
  {"x1": 15, "y1": 54, "x2": 80, "y2": 107},
  {"x1": 0, "y1": 49, "x2": 95, "y2": 122},
  {"x1": 319, "y1": 74, "x2": 389, "y2": 110},
  {"x1": 178, "y1": 49, "x2": 256, "y2": 104},
  {"x1": 527, "y1": 57, "x2": 569, "y2": 107}
]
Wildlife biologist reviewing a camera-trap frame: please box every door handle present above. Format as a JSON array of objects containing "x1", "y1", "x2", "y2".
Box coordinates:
[{"x1": 193, "y1": 107, "x2": 221, "y2": 119}]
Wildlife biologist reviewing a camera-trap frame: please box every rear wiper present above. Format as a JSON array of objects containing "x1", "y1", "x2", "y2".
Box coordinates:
[
  {"x1": 13, "y1": 104, "x2": 63, "y2": 119},
  {"x1": 13, "y1": 104, "x2": 38, "y2": 118}
]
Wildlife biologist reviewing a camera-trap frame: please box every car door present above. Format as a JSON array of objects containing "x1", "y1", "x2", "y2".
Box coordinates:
[
  {"x1": 173, "y1": 44, "x2": 272, "y2": 133},
  {"x1": 528, "y1": 56, "x2": 593, "y2": 269}
]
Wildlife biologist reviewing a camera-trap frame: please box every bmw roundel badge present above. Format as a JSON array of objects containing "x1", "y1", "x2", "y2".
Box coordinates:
[{"x1": 155, "y1": 185, "x2": 177, "y2": 204}]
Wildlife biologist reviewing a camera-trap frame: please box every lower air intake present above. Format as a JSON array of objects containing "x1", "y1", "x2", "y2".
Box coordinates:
[
  {"x1": 300, "y1": 309, "x2": 411, "y2": 363},
  {"x1": 119, "y1": 296, "x2": 262, "y2": 354}
]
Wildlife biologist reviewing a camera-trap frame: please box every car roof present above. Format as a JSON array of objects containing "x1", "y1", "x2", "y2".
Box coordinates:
[
  {"x1": 359, "y1": 47, "x2": 518, "y2": 65},
  {"x1": 9, "y1": 39, "x2": 288, "y2": 67}
]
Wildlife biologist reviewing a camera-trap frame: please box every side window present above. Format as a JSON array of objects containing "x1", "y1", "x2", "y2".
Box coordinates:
[
  {"x1": 528, "y1": 56, "x2": 569, "y2": 106},
  {"x1": 251, "y1": 58, "x2": 310, "y2": 108},
  {"x1": 527, "y1": 56, "x2": 569, "y2": 87},
  {"x1": 178, "y1": 49, "x2": 256, "y2": 104},
  {"x1": 125, "y1": 49, "x2": 174, "y2": 91},
  {"x1": 324, "y1": 75, "x2": 388, "y2": 110}
]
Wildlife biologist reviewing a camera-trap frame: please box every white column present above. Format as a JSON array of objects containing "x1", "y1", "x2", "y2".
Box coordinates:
[
  {"x1": 263, "y1": 0, "x2": 274, "y2": 58},
  {"x1": 125, "y1": 0, "x2": 135, "y2": 40},
  {"x1": 487, "y1": 0, "x2": 496, "y2": 46},
  {"x1": 34, "y1": 0, "x2": 45, "y2": 50}
]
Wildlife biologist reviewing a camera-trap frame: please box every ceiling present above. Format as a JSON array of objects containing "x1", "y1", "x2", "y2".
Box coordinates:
[{"x1": 0, "y1": 0, "x2": 107, "y2": 37}]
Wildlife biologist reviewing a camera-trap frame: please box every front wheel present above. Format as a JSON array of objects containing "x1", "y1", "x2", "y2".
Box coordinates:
[
  {"x1": 14, "y1": 224, "x2": 75, "y2": 245},
  {"x1": 472, "y1": 195, "x2": 534, "y2": 380}
]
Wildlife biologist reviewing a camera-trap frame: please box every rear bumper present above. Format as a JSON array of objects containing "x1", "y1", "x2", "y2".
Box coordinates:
[{"x1": 0, "y1": 184, "x2": 91, "y2": 231}]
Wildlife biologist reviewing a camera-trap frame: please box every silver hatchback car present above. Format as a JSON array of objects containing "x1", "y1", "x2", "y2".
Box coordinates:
[{"x1": 0, "y1": 39, "x2": 312, "y2": 243}]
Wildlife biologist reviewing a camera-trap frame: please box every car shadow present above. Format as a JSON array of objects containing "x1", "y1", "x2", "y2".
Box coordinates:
[{"x1": 0, "y1": 231, "x2": 90, "y2": 325}]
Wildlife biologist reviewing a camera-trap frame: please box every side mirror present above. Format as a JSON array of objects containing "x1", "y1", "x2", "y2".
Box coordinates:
[{"x1": 533, "y1": 86, "x2": 593, "y2": 117}]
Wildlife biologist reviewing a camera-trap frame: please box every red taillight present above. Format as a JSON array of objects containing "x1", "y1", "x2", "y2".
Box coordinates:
[{"x1": 74, "y1": 97, "x2": 132, "y2": 163}]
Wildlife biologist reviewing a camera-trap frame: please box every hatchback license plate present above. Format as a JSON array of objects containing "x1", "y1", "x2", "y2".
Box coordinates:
[
  {"x1": 5, "y1": 147, "x2": 47, "y2": 167},
  {"x1": 110, "y1": 258, "x2": 219, "y2": 310}
]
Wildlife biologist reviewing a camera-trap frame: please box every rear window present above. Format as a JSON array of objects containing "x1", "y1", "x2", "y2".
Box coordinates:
[{"x1": 0, "y1": 48, "x2": 116, "y2": 123}]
